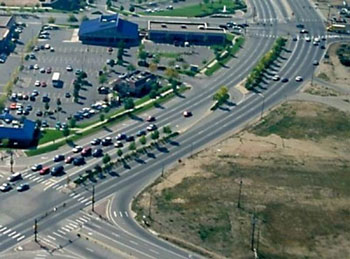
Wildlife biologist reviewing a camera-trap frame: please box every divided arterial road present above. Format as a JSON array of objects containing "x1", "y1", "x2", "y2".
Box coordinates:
[{"x1": 0, "y1": 0, "x2": 327, "y2": 257}]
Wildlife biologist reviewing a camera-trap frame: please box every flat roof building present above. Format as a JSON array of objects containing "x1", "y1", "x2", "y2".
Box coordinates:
[
  {"x1": 78, "y1": 14, "x2": 139, "y2": 46},
  {"x1": 0, "y1": 113, "x2": 37, "y2": 147},
  {"x1": 0, "y1": 15, "x2": 15, "y2": 53},
  {"x1": 148, "y1": 21, "x2": 226, "y2": 45}
]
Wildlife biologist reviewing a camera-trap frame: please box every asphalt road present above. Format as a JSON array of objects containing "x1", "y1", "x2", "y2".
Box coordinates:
[{"x1": 0, "y1": 0, "x2": 332, "y2": 257}]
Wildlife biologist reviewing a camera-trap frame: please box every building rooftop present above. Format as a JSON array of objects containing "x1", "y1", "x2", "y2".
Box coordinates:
[
  {"x1": 148, "y1": 21, "x2": 225, "y2": 34},
  {"x1": 79, "y1": 14, "x2": 138, "y2": 39},
  {"x1": 0, "y1": 15, "x2": 12, "y2": 28},
  {"x1": 0, "y1": 113, "x2": 36, "y2": 142},
  {"x1": 0, "y1": 28, "x2": 9, "y2": 40}
]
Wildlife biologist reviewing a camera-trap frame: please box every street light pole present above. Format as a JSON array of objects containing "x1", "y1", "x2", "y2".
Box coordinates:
[
  {"x1": 10, "y1": 151, "x2": 14, "y2": 173},
  {"x1": 92, "y1": 185, "x2": 95, "y2": 212},
  {"x1": 34, "y1": 219, "x2": 38, "y2": 242}
]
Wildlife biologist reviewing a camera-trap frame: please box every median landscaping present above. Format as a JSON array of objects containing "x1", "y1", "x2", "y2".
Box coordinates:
[
  {"x1": 141, "y1": 0, "x2": 246, "y2": 17},
  {"x1": 245, "y1": 37, "x2": 287, "y2": 90}
]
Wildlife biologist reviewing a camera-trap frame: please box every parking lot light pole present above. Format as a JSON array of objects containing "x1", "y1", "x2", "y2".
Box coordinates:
[{"x1": 10, "y1": 151, "x2": 14, "y2": 173}]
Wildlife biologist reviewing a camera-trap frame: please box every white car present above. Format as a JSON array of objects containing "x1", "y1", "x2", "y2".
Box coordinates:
[
  {"x1": 66, "y1": 65, "x2": 73, "y2": 72},
  {"x1": 305, "y1": 36, "x2": 311, "y2": 42},
  {"x1": 34, "y1": 64, "x2": 39, "y2": 70},
  {"x1": 147, "y1": 124, "x2": 157, "y2": 131},
  {"x1": 72, "y1": 146, "x2": 83, "y2": 153},
  {"x1": 44, "y1": 43, "x2": 50, "y2": 49},
  {"x1": 34, "y1": 80, "x2": 41, "y2": 87},
  {"x1": 272, "y1": 75, "x2": 280, "y2": 81},
  {"x1": 295, "y1": 76, "x2": 303, "y2": 82}
]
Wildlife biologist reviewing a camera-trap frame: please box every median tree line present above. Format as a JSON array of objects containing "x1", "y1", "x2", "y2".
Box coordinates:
[{"x1": 245, "y1": 37, "x2": 287, "y2": 90}]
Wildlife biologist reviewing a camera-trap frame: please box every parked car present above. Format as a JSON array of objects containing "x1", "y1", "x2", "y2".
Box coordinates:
[
  {"x1": 146, "y1": 115, "x2": 155, "y2": 122},
  {"x1": 116, "y1": 133, "x2": 127, "y2": 141},
  {"x1": 114, "y1": 141, "x2": 123, "y2": 148},
  {"x1": 137, "y1": 130, "x2": 146, "y2": 136}
]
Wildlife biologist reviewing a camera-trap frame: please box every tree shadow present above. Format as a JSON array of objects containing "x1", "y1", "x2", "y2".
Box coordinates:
[
  {"x1": 134, "y1": 157, "x2": 146, "y2": 164},
  {"x1": 156, "y1": 145, "x2": 169, "y2": 153},
  {"x1": 102, "y1": 126, "x2": 113, "y2": 132},
  {"x1": 128, "y1": 113, "x2": 143, "y2": 122},
  {"x1": 109, "y1": 171, "x2": 120, "y2": 177},
  {"x1": 147, "y1": 152, "x2": 156, "y2": 159},
  {"x1": 168, "y1": 140, "x2": 179, "y2": 146},
  {"x1": 154, "y1": 102, "x2": 165, "y2": 109},
  {"x1": 122, "y1": 161, "x2": 131, "y2": 169}
]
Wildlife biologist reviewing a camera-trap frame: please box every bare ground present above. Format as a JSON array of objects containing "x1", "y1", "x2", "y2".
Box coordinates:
[{"x1": 133, "y1": 101, "x2": 350, "y2": 258}]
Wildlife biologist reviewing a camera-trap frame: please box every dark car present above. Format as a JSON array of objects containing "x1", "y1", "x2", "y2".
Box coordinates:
[
  {"x1": 92, "y1": 148, "x2": 103, "y2": 157},
  {"x1": 90, "y1": 138, "x2": 101, "y2": 145},
  {"x1": 51, "y1": 165, "x2": 64, "y2": 176},
  {"x1": 8, "y1": 172, "x2": 22, "y2": 182},
  {"x1": 17, "y1": 183, "x2": 30, "y2": 192},
  {"x1": 31, "y1": 164, "x2": 42, "y2": 172},
  {"x1": 116, "y1": 133, "x2": 127, "y2": 141},
  {"x1": 126, "y1": 135, "x2": 134, "y2": 142},
  {"x1": 73, "y1": 156, "x2": 85, "y2": 166},
  {"x1": 137, "y1": 130, "x2": 146, "y2": 136},
  {"x1": 0, "y1": 183, "x2": 12, "y2": 192},
  {"x1": 36, "y1": 111, "x2": 43, "y2": 116},
  {"x1": 281, "y1": 78, "x2": 289, "y2": 83},
  {"x1": 101, "y1": 137, "x2": 112, "y2": 146},
  {"x1": 53, "y1": 154, "x2": 65, "y2": 162}
]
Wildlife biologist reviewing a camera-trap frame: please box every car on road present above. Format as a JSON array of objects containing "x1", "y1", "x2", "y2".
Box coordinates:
[
  {"x1": 183, "y1": 110, "x2": 192, "y2": 117},
  {"x1": 73, "y1": 156, "x2": 85, "y2": 166},
  {"x1": 305, "y1": 36, "x2": 311, "y2": 42},
  {"x1": 8, "y1": 172, "x2": 22, "y2": 182},
  {"x1": 72, "y1": 146, "x2": 83, "y2": 153},
  {"x1": 40, "y1": 67, "x2": 45, "y2": 73},
  {"x1": 17, "y1": 183, "x2": 30, "y2": 192},
  {"x1": 116, "y1": 133, "x2": 126, "y2": 141},
  {"x1": 0, "y1": 183, "x2": 12, "y2": 192},
  {"x1": 65, "y1": 156, "x2": 74, "y2": 164},
  {"x1": 146, "y1": 115, "x2": 156, "y2": 122},
  {"x1": 126, "y1": 135, "x2": 135, "y2": 142},
  {"x1": 66, "y1": 65, "x2": 73, "y2": 72},
  {"x1": 146, "y1": 124, "x2": 157, "y2": 131},
  {"x1": 39, "y1": 167, "x2": 50, "y2": 175},
  {"x1": 300, "y1": 29, "x2": 308, "y2": 34},
  {"x1": 53, "y1": 154, "x2": 65, "y2": 162},
  {"x1": 92, "y1": 148, "x2": 103, "y2": 157},
  {"x1": 90, "y1": 138, "x2": 101, "y2": 145},
  {"x1": 81, "y1": 147, "x2": 92, "y2": 157},
  {"x1": 295, "y1": 76, "x2": 303, "y2": 82},
  {"x1": 31, "y1": 164, "x2": 43, "y2": 172},
  {"x1": 34, "y1": 64, "x2": 39, "y2": 70},
  {"x1": 51, "y1": 165, "x2": 64, "y2": 176},
  {"x1": 281, "y1": 78, "x2": 289, "y2": 83},
  {"x1": 313, "y1": 60, "x2": 319, "y2": 66},
  {"x1": 137, "y1": 130, "x2": 146, "y2": 136},
  {"x1": 114, "y1": 141, "x2": 123, "y2": 148},
  {"x1": 102, "y1": 137, "x2": 112, "y2": 146}
]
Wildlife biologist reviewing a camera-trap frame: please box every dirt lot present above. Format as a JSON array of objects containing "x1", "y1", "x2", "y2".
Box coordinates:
[
  {"x1": 133, "y1": 101, "x2": 350, "y2": 258},
  {"x1": 317, "y1": 42, "x2": 350, "y2": 86}
]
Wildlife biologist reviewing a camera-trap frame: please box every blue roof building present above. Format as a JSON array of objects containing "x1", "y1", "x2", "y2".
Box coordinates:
[
  {"x1": 0, "y1": 113, "x2": 36, "y2": 146},
  {"x1": 78, "y1": 14, "x2": 139, "y2": 46}
]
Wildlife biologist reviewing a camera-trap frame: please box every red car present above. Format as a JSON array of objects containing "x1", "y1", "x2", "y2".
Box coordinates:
[
  {"x1": 65, "y1": 156, "x2": 74, "y2": 164},
  {"x1": 41, "y1": 81, "x2": 47, "y2": 87},
  {"x1": 81, "y1": 147, "x2": 92, "y2": 157},
  {"x1": 10, "y1": 103, "x2": 17, "y2": 110},
  {"x1": 46, "y1": 67, "x2": 52, "y2": 74},
  {"x1": 39, "y1": 167, "x2": 50, "y2": 175}
]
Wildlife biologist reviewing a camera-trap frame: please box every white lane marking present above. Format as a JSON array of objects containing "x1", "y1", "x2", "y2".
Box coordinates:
[
  {"x1": 129, "y1": 240, "x2": 138, "y2": 245},
  {"x1": 57, "y1": 229, "x2": 66, "y2": 235},
  {"x1": 28, "y1": 175, "x2": 36, "y2": 180},
  {"x1": 78, "y1": 218, "x2": 88, "y2": 223},
  {"x1": 47, "y1": 235, "x2": 56, "y2": 241},
  {"x1": 73, "y1": 194, "x2": 81, "y2": 199},
  {"x1": 85, "y1": 200, "x2": 92, "y2": 206},
  {"x1": 37, "y1": 178, "x2": 44, "y2": 183},
  {"x1": 113, "y1": 211, "x2": 117, "y2": 217},
  {"x1": 124, "y1": 211, "x2": 129, "y2": 217},
  {"x1": 0, "y1": 227, "x2": 7, "y2": 232},
  {"x1": 64, "y1": 225, "x2": 75, "y2": 231},
  {"x1": 43, "y1": 181, "x2": 56, "y2": 191},
  {"x1": 77, "y1": 196, "x2": 85, "y2": 202},
  {"x1": 112, "y1": 233, "x2": 120, "y2": 238},
  {"x1": 11, "y1": 233, "x2": 21, "y2": 239},
  {"x1": 32, "y1": 176, "x2": 41, "y2": 182},
  {"x1": 86, "y1": 247, "x2": 94, "y2": 253},
  {"x1": 3, "y1": 228, "x2": 12, "y2": 235},
  {"x1": 52, "y1": 232, "x2": 64, "y2": 238},
  {"x1": 17, "y1": 235, "x2": 25, "y2": 241},
  {"x1": 119, "y1": 211, "x2": 123, "y2": 217},
  {"x1": 8, "y1": 231, "x2": 17, "y2": 237},
  {"x1": 56, "y1": 185, "x2": 64, "y2": 190},
  {"x1": 69, "y1": 193, "x2": 75, "y2": 197},
  {"x1": 149, "y1": 249, "x2": 160, "y2": 255},
  {"x1": 61, "y1": 227, "x2": 70, "y2": 232},
  {"x1": 23, "y1": 173, "x2": 33, "y2": 179},
  {"x1": 76, "y1": 219, "x2": 84, "y2": 224},
  {"x1": 80, "y1": 198, "x2": 89, "y2": 203}
]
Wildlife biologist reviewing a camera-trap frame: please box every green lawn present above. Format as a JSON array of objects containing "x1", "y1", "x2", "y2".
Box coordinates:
[
  {"x1": 38, "y1": 129, "x2": 64, "y2": 145},
  {"x1": 141, "y1": 0, "x2": 246, "y2": 17}
]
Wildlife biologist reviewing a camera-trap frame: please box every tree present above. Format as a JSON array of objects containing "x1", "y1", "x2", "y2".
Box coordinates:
[
  {"x1": 149, "y1": 62, "x2": 157, "y2": 72},
  {"x1": 139, "y1": 135, "x2": 147, "y2": 146},
  {"x1": 99, "y1": 114, "x2": 105, "y2": 122},
  {"x1": 117, "y1": 47, "x2": 123, "y2": 61},
  {"x1": 149, "y1": 89, "x2": 157, "y2": 99},
  {"x1": 44, "y1": 102, "x2": 50, "y2": 112},
  {"x1": 48, "y1": 16, "x2": 56, "y2": 24},
  {"x1": 62, "y1": 127, "x2": 70, "y2": 138},
  {"x1": 165, "y1": 67, "x2": 178, "y2": 79},
  {"x1": 56, "y1": 98, "x2": 62, "y2": 107},
  {"x1": 120, "y1": 5, "x2": 124, "y2": 11},
  {"x1": 129, "y1": 6, "x2": 135, "y2": 12},
  {"x1": 213, "y1": 86, "x2": 229, "y2": 105},
  {"x1": 138, "y1": 49, "x2": 148, "y2": 60},
  {"x1": 127, "y1": 64, "x2": 136, "y2": 72},
  {"x1": 67, "y1": 14, "x2": 78, "y2": 23},
  {"x1": 98, "y1": 74, "x2": 108, "y2": 85},
  {"x1": 81, "y1": 15, "x2": 89, "y2": 22},
  {"x1": 163, "y1": 125, "x2": 172, "y2": 135},
  {"x1": 117, "y1": 149, "x2": 123, "y2": 158},
  {"x1": 69, "y1": 118, "x2": 76, "y2": 128},
  {"x1": 151, "y1": 130, "x2": 159, "y2": 142},
  {"x1": 129, "y1": 141, "x2": 136, "y2": 152},
  {"x1": 102, "y1": 154, "x2": 111, "y2": 165},
  {"x1": 124, "y1": 98, "x2": 135, "y2": 110},
  {"x1": 94, "y1": 164, "x2": 102, "y2": 174},
  {"x1": 106, "y1": 0, "x2": 112, "y2": 9}
]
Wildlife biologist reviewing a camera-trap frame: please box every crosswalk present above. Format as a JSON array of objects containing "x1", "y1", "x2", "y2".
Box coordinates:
[
  {"x1": 22, "y1": 171, "x2": 62, "y2": 191},
  {"x1": 0, "y1": 225, "x2": 25, "y2": 242}
]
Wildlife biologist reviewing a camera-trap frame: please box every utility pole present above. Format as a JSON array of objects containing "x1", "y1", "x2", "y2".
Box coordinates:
[
  {"x1": 237, "y1": 180, "x2": 243, "y2": 209},
  {"x1": 34, "y1": 219, "x2": 38, "y2": 242},
  {"x1": 10, "y1": 151, "x2": 14, "y2": 173},
  {"x1": 251, "y1": 213, "x2": 257, "y2": 251},
  {"x1": 92, "y1": 185, "x2": 95, "y2": 212}
]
